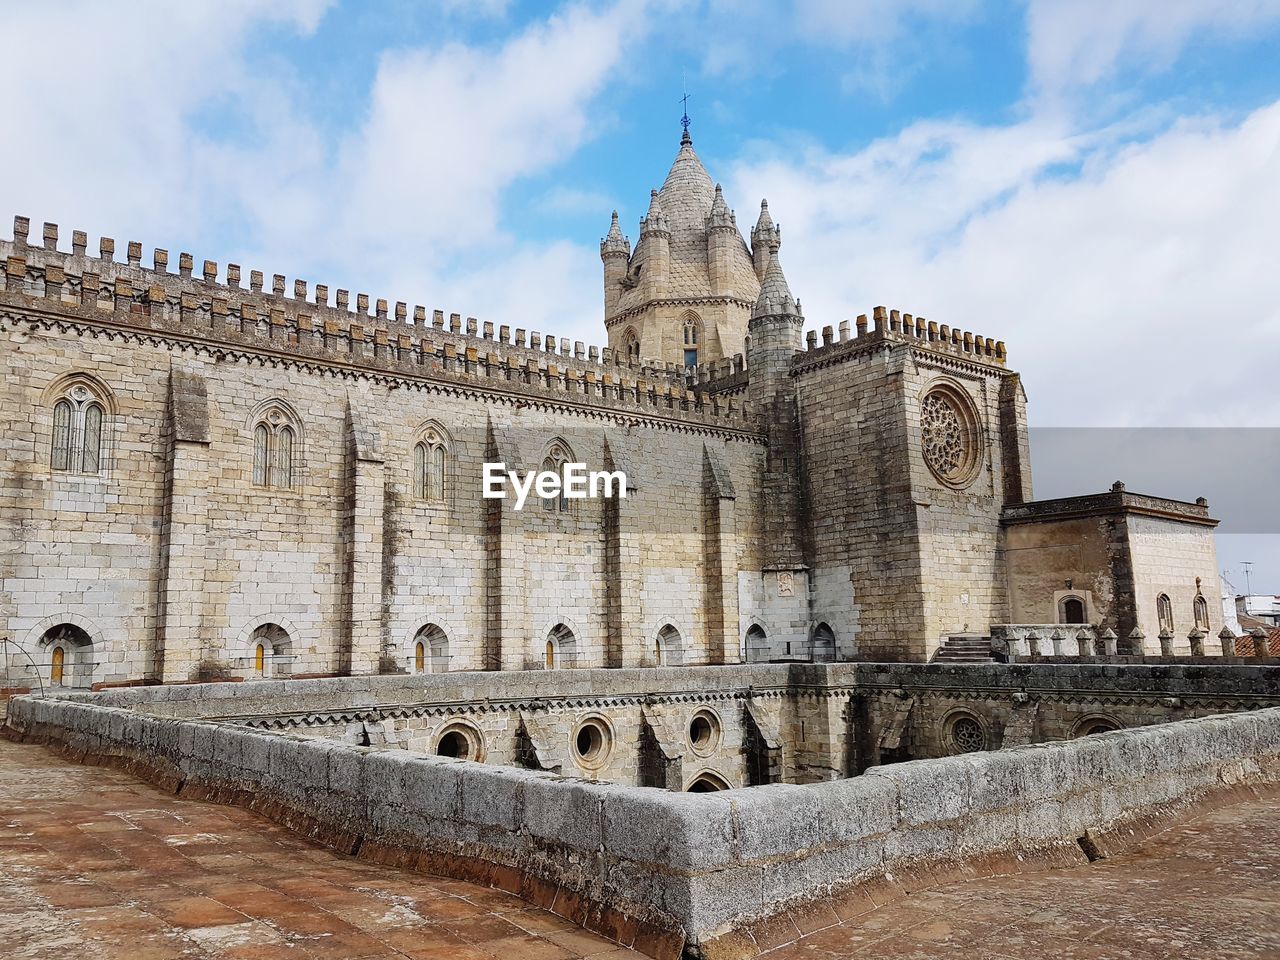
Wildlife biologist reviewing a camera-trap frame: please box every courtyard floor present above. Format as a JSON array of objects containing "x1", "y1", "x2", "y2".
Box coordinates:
[{"x1": 0, "y1": 738, "x2": 1277, "y2": 960}]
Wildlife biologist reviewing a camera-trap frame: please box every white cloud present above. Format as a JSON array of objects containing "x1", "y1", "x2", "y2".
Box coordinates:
[
  {"x1": 0, "y1": 0, "x2": 330, "y2": 246},
  {"x1": 727, "y1": 101, "x2": 1280, "y2": 428},
  {"x1": 0, "y1": 1, "x2": 643, "y2": 352},
  {"x1": 327, "y1": 4, "x2": 638, "y2": 263},
  {"x1": 1026, "y1": 0, "x2": 1280, "y2": 93}
]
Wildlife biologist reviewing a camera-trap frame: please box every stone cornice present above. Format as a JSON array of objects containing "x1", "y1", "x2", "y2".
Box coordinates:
[{"x1": 605, "y1": 295, "x2": 754, "y2": 327}]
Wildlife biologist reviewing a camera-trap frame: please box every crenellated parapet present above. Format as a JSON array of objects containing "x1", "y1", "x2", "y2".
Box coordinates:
[
  {"x1": 790, "y1": 303, "x2": 1008, "y2": 376},
  {"x1": 1, "y1": 216, "x2": 758, "y2": 436},
  {"x1": 684, "y1": 352, "x2": 749, "y2": 395}
]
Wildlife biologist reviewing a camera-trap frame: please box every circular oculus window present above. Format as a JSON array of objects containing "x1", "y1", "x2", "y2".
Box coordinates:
[
  {"x1": 571, "y1": 715, "x2": 615, "y2": 770},
  {"x1": 434, "y1": 721, "x2": 485, "y2": 762},
  {"x1": 687, "y1": 709, "x2": 722, "y2": 758}
]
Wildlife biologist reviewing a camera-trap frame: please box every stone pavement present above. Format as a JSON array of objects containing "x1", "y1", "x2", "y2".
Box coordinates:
[
  {"x1": 0, "y1": 739, "x2": 636, "y2": 960},
  {"x1": 759, "y1": 791, "x2": 1280, "y2": 960},
  {"x1": 1, "y1": 738, "x2": 1278, "y2": 960}
]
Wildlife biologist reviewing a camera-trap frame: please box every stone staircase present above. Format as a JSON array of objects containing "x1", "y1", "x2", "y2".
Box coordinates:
[{"x1": 932, "y1": 635, "x2": 997, "y2": 663}]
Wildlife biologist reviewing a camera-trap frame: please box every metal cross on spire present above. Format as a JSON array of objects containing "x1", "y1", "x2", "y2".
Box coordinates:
[{"x1": 680, "y1": 72, "x2": 692, "y2": 134}]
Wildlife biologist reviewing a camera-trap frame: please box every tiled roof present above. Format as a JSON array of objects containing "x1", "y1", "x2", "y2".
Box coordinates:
[{"x1": 1234, "y1": 615, "x2": 1280, "y2": 656}]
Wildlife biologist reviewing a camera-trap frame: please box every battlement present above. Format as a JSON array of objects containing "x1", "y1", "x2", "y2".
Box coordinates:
[
  {"x1": 1, "y1": 216, "x2": 756, "y2": 434},
  {"x1": 791, "y1": 303, "x2": 1008, "y2": 374}
]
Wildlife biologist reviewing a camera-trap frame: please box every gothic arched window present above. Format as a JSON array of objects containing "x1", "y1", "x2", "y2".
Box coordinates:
[
  {"x1": 623, "y1": 327, "x2": 640, "y2": 363},
  {"x1": 1193, "y1": 594, "x2": 1209, "y2": 631},
  {"x1": 412, "y1": 424, "x2": 450, "y2": 503},
  {"x1": 250, "y1": 404, "x2": 300, "y2": 490},
  {"x1": 50, "y1": 381, "x2": 107, "y2": 475},
  {"x1": 1156, "y1": 593, "x2": 1174, "y2": 632},
  {"x1": 682, "y1": 314, "x2": 701, "y2": 367},
  {"x1": 541, "y1": 440, "x2": 572, "y2": 513}
]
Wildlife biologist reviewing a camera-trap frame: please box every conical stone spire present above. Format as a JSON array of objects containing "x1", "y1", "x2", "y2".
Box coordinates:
[
  {"x1": 752, "y1": 199, "x2": 780, "y2": 250},
  {"x1": 752, "y1": 253, "x2": 800, "y2": 320},
  {"x1": 600, "y1": 210, "x2": 630, "y2": 257},
  {"x1": 707, "y1": 183, "x2": 733, "y2": 230},
  {"x1": 640, "y1": 189, "x2": 669, "y2": 236},
  {"x1": 755, "y1": 198, "x2": 774, "y2": 233}
]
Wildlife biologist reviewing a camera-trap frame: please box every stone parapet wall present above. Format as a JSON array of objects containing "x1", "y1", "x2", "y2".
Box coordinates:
[
  {"x1": 1, "y1": 228, "x2": 755, "y2": 435},
  {"x1": 6, "y1": 691, "x2": 1277, "y2": 957}
]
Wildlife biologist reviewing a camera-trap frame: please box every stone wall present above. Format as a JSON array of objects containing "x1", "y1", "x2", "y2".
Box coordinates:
[
  {"x1": 0, "y1": 271, "x2": 770, "y2": 684},
  {"x1": 794, "y1": 309, "x2": 1024, "y2": 662},
  {"x1": 1003, "y1": 489, "x2": 1221, "y2": 654},
  {"x1": 7, "y1": 687, "x2": 1277, "y2": 957},
  {"x1": 34, "y1": 662, "x2": 1280, "y2": 790},
  {"x1": 1128, "y1": 512, "x2": 1221, "y2": 651}
]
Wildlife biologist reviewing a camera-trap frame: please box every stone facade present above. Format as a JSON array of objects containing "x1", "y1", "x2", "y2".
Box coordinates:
[
  {"x1": 0, "y1": 128, "x2": 1225, "y2": 689},
  {"x1": 1003, "y1": 485, "x2": 1221, "y2": 654}
]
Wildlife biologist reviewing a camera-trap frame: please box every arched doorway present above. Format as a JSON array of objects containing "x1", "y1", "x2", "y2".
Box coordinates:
[
  {"x1": 39, "y1": 624, "x2": 92, "y2": 688},
  {"x1": 687, "y1": 771, "x2": 731, "y2": 793},
  {"x1": 744, "y1": 624, "x2": 769, "y2": 663}
]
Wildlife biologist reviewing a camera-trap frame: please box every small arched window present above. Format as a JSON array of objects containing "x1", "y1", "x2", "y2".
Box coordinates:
[
  {"x1": 682, "y1": 314, "x2": 701, "y2": 367},
  {"x1": 811, "y1": 623, "x2": 836, "y2": 663},
  {"x1": 1061, "y1": 597, "x2": 1086, "y2": 625},
  {"x1": 1157, "y1": 593, "x2": 1174, "y2": 632},
  {"x1": 253, "y1": 424, "x2": 269, "y2": 486},
  {"x1": 276, "y1": 426, "x2": 294, "y2": 488},
  {"x1": 541, "y1": 441, "x2": 572, "y2": 513},
  {"x1": 656, "y1": 624, "x2": 682, "y2": 666},
  {"x1": 545, "y1": 623, "x2": 576, "y2": 669},
  {"x1": 1193, "y1": 594, "x2": 1209, "y2": 631},
  {"x1": 50, "y1": 381, "x2": 108, "y2": 475},
  {"x1": 412, "y1": 623, "x2": 449, "y2": 673},
  {"x1": 250, "y1": 405, "x2": 299, "y2": 491},
  {"x1": 623, "y1": 327, "x2": 640, "y2": 362},
  {"x1": 412, "y1": 425, "x2": 449, "y2": 503},
  {"x1": 39, "y1": 624, "x2": 92, "y2": 688}
]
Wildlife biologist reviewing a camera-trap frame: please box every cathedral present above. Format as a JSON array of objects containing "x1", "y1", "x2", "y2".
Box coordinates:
[{"x1": 0, "y1": 126, "x2": 1223, "y2": 690}]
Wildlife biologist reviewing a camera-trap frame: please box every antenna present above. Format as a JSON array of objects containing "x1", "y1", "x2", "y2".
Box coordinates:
[{"x1": 1242, "y1": 561, "x2": 1254, "y2": 595}]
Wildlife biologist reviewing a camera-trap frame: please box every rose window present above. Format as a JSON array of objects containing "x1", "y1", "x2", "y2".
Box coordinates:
[
  {"x1": 920, "y1": 385, "x2": 982, "y2": 488},
  {"x1": 950, "y1": 716, "x2": 985, "y2": 753}
]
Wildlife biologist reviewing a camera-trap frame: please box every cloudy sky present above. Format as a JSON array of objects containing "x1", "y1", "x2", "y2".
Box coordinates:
[{"x1": 3, "y1": 0, "x2": 1277, "y2": 590}]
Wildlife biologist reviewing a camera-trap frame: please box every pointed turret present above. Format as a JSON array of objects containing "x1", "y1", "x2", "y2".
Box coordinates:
[
  {"x1": 600, "y1": 210, "x2": 631, "y2": 319},
  {"x1": 706, "y1": 183, "x2": 738, "y2": 297},
  {"x1": 707, "y1": 184, "x2": 733, "y2": 229},
  {"x1": 747, "y1": 250, "x2": 806, "y2": 575},
  {"x1": 752, "y1": 253, "x2": 800, "y2": 321},
  {"x1": 640, "y1": 189, "x2": 669, "y2": 237},
  {"x1": 638, "y1": 189, "x2": 670, "y2": 302},
  {"x1": 751, "y1": 199, "x2": 781, "y2": 281},
  {"x1": 601, "y1": 210, "x2": 630, "y2": 256}
]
